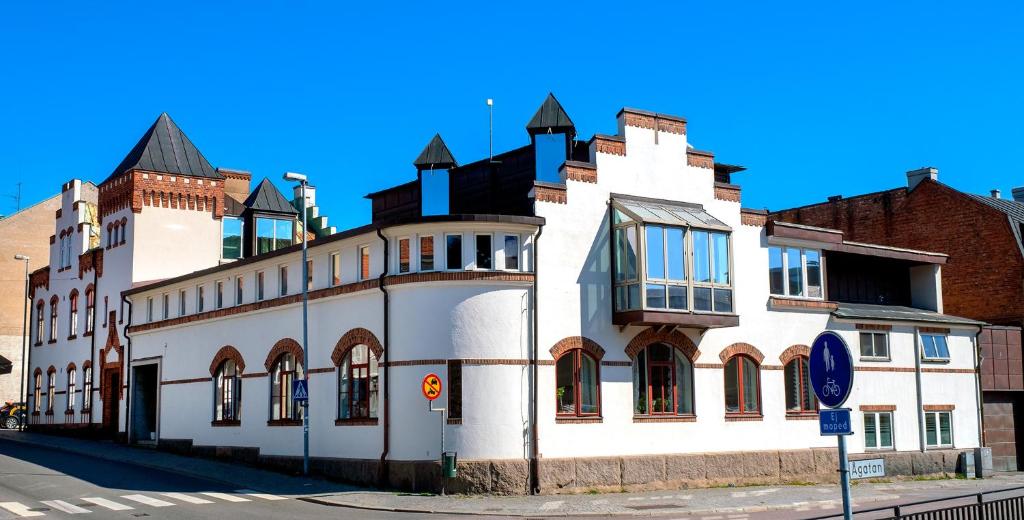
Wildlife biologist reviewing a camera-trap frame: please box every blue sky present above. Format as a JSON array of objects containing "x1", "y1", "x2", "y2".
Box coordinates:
[{"x1": 2, "y1": 1, "x2": 1022, "y2": 229}]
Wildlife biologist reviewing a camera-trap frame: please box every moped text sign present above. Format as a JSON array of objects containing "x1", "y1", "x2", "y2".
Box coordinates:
[
  {"x1": 849, "y1": 458, "x2": 885, "y2": 480},
  {"x1": 819, "y1": 407, "x2": 852, "y2": 436}
]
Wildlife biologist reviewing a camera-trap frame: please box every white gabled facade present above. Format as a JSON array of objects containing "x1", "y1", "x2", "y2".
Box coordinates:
[{"x1": 27, "y1": 103, "x2": 984, "y2": 494}]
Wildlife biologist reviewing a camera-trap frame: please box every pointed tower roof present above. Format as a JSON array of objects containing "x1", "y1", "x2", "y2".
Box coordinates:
[
  {"x1": 526, "y1": 93, "x2": 575, "y2": 136},
  {"x1": 413, "y1": 134, "x2": 458, "y2": 170},
  {"x1": 243, "y1": 178, "x2": 298, "y2": 215},
  {"x1": 105, "y1": 113, "x2": 221, "y2": 183}
]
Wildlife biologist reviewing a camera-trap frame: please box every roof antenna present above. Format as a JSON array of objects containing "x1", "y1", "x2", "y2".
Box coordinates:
[{"x1": 487, "y1": 98, "x2": 494, "y2": 162}]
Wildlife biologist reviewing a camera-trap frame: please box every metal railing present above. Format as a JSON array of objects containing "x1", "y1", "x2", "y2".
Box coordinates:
[{"x1": 803, "y1": 485, "x2": 1024, "y2": 519}]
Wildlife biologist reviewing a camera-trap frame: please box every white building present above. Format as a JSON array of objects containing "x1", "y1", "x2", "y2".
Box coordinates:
[{"x1": 28, "y1": 98, "x2": 984, "y2": 494}]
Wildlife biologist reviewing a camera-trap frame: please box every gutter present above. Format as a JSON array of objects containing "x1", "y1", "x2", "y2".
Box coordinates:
[
  {"x1": 376, "y1": 227, "x2": 390, "y2": 487},
  {"x1": 973, "y1": 332, "x2": 985, "y2": 447},
  {"x1": 914, "y1": 328, "x2": 925, "y2": 452},
  {"x1": 529, "y1": 223, "x2": 543, "y2": 494},
  {"x1": 122, "y1": 295, "x2": 133, "y2": 443}
]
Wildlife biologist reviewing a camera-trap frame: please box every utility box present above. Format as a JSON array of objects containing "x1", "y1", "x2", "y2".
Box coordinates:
[
  {"x1": 975, "y1": 447, "x2": 993, "y2": 478},
  {"x1": 442, "y1": 452, "x2": 457, "y2": 478},
  {"x1": 958, "y1": 451, "x2": 976, "y2": 479}
]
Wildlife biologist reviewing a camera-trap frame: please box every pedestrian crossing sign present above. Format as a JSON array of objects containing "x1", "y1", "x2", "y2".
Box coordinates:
[{"x1": 292, "y1": 379, "x2": 309, "y2": 403}]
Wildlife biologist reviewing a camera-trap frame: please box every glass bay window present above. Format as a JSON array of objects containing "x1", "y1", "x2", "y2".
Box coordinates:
[
  {"x1": 769, "y1": 246, "x2": 822, "y2": 299},
  {"x1": 612, "y1": 197, "x2": 734, "y2": 314}
]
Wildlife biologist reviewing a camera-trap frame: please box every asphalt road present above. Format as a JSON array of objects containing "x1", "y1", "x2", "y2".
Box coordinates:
[{"x1": 0, "y1": 442, "x2": 470, "y2": 520}]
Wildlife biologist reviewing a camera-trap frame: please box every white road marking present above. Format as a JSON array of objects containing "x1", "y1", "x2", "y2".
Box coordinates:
[
  {"x1": 0, "y1": 502, "x2": 44, "y2": 517},
  {"x1": 122, "y1": 494, "x2": 175, "y2": 507},
  {"x1": 539, "y1": 500, "x2": 564, "y2": 510},
  {"x1": 82, "y1": 497, "x2": 134, "y2": 511},
  {"x1": 235, "y1": 489, "x2": 287, "y2": 501},
  {"x1": 41, "y1": 500, "x2": 91, "y2": 514},
  {"x1": 201, "y1": 492, "x2": 251, "y2": 503},
  {"x1": 161, "y1": 492, "x2": 214, "y2": 504}
]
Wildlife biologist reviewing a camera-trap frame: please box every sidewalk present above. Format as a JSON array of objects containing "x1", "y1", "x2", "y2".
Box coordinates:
[{"x1": 2, "y1": 430, "x2": 1022, "y2": 517}]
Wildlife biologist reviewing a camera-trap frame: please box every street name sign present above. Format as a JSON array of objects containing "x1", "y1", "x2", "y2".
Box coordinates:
[
  {"x1": 292, "y1": 379, "x2": 309, "y2": 403},
  {"x1": 422, "y1": 373, "x2": 442, "y2": 401},
  {"x1": 809, "y1": 331, "x2": 854, "y2": 409},
  {"x1": 849, "y1": 458, "x2": 885, "y2": 480},
  {"x1": 819, "y1": 408, "x2": 852, "y2": 436}
]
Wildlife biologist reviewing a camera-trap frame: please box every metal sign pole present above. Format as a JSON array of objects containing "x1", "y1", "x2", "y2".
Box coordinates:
[
  {"x1": 428, "y1": 400, "x2": 447, "y2": 495},
  {"x1": 838, "y1": 434, "x2": 853, "y2": 520}
]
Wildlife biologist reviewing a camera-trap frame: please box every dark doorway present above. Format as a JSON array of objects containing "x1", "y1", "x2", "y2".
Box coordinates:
[
  {"x1": 102, "y1": 368, "x2": 121, "y2": 437},
  {"x1": 131, "y1": 364, "x2": 159, "y2": 444}
]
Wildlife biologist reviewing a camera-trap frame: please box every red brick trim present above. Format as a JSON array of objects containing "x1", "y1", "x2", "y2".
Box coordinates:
[
  {"x1": 725, "y1": 414, "x2": 764, "y2": 422},
  {"x1": 740, "y1": 210, "x2": 767, "y2": 227},
  {"x1": 209, "y1": 345, "x2": 246, "y2": 376},
  {"x1": 549, "y1": 336, "x2": 605, "y2": 361},
  {"x1": 446, "y1": 417, "x2": 463, "y2": 425},
  {"x1": 857, "y1": 324, "x2": 893, "y2": 331},
  {"x1": 384, "y1": 359, "x2": 447, "y2": 367},
  {"x1": 601, "y1": 360, "x2": 631, "y2": 367},
  {"x1": 332, "y1": 328, "x2": 384, "y2": 365},
  {"x1": 719, "y1": 343, "x2": 765, "y2": 365},
  {"x1": 241, "y1": 372, "x2": 268, "y2": 379},
  {"x1": 779, "y1": 345, "x2": 811, "y2": 366},
  {"x1": 66, "y1": 362, "x2": 77, "y2": 372},
  {"x1": 462, "y1": 359, "x2": 529, "y2": 366},
  {"x1": 308, "y1": 367, "x2": 333, "y2": 374},
  {"x1": 533, "y1": 183, "x2": 567, "y2": 204},
  {"x1": 714, "y1": 184, "x2": 741, "y2": 202},
  {"x1": 633, "y1": 415, "x2": 697, "y2": 423},
  {"x1": 335, "y1": 418, "x2": 378, "y2": 426},
  {"x1": 919, "y1": 327, "x2": 951, "y2": 334},
  {"x1": 924, "y1": 404, "x2": 955, "y2": 412},
  {"x1": 620, "y1": 109, "x2": 687, "y2": 135},
  {"x1": 856, "y1": 366, "x2": 974, "y2": 374},
  {"x1": 762, "y1": 365, "x2": 784, "y2": 371},
  {"x1": 625, "y1": 327, "x2": 700, "y2": 361},
  {"x1": 78, "y1": 249, "x2": 103, "y2": 279},
  {"x1": 391, "y1": 271, "x2": 534, "y2": 286},
  {"x1": 591, "y1": 135, "x2": 626, "y2": 156},
  {"x1": 100, "y1": 169, "x2": 225, "y2": 220},
  {"x1": 555, "y1": 417, "x2": 603, "y2": 424},
  {"x1": 264, "y1": 338, "x2": 303, "y2": 371},
  {"x1": 768, "y1": 297, "x2": 839, "y2": 311},
  {"x1": 785, "y1": 413, "x2": 820, "y2": 420},
  {"x1": 687, "y1": 150, "x2": 714, "y2": 169},
  {"x1": 694, "y1": 363, "x2": 725, "y2": 369},
  {"x1": 860, "y1": 405, "x2": 897, "y2": 412},
  {"x1": 161, "y1": 377, "x2": 212, "y2": 386},
  {"x1": 561, "y1": 162, "x2": 597, "y2": 183}
]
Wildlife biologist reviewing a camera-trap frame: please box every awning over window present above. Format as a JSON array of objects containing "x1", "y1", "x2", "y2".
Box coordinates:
[{"x1": 611, "y1": 194, "x2": 731, "y2": 231}]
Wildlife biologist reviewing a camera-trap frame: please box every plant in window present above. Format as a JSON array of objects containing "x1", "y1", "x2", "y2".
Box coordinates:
[
  {"x1": 555, "y1": 350, "x2": 600, "y2": 417},
  {"x1": 632, "y1": 343, "x2": 694, "y2": 416}
]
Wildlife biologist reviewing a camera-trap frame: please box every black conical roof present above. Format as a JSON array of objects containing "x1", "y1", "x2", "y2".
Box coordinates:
[
  {"x1": 105, "y1": 113, "x2": 221, "y2": 183},
  {"x1": 413, "y1": 133, "x2": 457, "y2": 170},
  {"x1": 243, "y1": 178, "x2": 298, "y2": 215},
  {"x1": 526, "y1": 93, "x2": 575, "y2": 135}
]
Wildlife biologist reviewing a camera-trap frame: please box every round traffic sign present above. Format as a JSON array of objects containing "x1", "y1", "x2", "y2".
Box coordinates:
[
  {"x1": 422, "y1": 373, "x2": 442, "y2": 401},
  {"x1": 808, "y1": 331, "x2": 854, "y2": 408}
]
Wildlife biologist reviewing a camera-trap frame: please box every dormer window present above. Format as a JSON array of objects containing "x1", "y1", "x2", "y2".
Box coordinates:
[
  {"x1": 612, "y1": 196, "x2": 734, "y2": 317},
  {"x1": 256, "y1": 218, "x2": 293, "y2": 255}
]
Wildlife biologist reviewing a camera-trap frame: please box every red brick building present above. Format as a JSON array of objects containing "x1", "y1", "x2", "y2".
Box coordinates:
[{"x1": 772, "y1": 168, "x2": 1024, "y2": 470}]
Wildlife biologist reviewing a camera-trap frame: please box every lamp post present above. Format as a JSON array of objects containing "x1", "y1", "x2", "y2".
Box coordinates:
[
  {"x1": 13, "y1": 255, "x2": 29, "y2": 432},
  {"x1": 283, "y1": 172, "x2": 310, "y2": 475}
]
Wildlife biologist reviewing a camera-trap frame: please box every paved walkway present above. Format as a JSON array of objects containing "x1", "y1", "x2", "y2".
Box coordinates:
[{"x1": 2, "y1": 431, "x2": 1023, "y2": 517}]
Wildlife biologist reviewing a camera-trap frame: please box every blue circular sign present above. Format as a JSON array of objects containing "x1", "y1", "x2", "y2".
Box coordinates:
[{"x1": 808, "y1": 331, "x2": 855, "y2": 408}]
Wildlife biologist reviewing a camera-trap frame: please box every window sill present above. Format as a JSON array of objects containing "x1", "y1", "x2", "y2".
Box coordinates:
[
  {"x1": 67, "y1": 335, "x2": 77, "y2": 341},
  {"x1": 446, "y1": 417, "x2": 462, "y2": 425},
  {"x1": 927, "y1": 445, "x2": 954, "y2": 450},
  {"x1": 785, "y1": 412, "x2": 819, "y2": 421},
  {"x1": 633, "y1": 415, "x2": 697, "y2": 423},
  {"x1": 335, "y1": 418, "x2": 378, "y2": 426},
  {"x1": 860, "y1": 357, "x2": 891, "y2": 363},
  {"x1": 47, "y1": 340, "x2": 57, "y2": 345},
  {"x1": 555, "y1": 416, "x2": 603, "y2": 424},
  {"x1": 921, "y1": 358, "x2": 951, "y2": 364},
  {"x1": 212, "y1": 420, "x2": 241, "y2": 427},
  {"x1": 266, "y1": 419, "x2": 302, "y2": 427},
  {"x1": 865, "y1": 447, "x2": 896, "y2": 452},
  {"x1": 725, "y1": 414, "x2": 763, "y2": 422},
  {"x1": 83, "y1": 331, "x2": 92, "y2": 337}
]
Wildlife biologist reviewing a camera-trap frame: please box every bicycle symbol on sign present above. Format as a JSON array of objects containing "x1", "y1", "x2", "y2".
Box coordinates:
[{"x1": 821, "y1": 378, "x2": 840, "y2": 397}]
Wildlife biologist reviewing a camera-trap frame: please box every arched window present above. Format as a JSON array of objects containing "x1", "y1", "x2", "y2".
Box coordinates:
[
  {"x1": 555, "y1": 350, "x2": 600, "y2": 417},
  {"x1": 69, "y1": 290, "x2": 79, "y2": 338},
  {"x1": 106, "y1": 223, "x2": 113, "y2": 248},
  {"x1": 784, "y1": 356, "x2": 817, "y2": 414},
  {"x1": 270, "y1": 353, "x2": 303, "y2": 421},
  {"x1": 35, "y1": 300, "x2": 44, "y2": 345},
  {"x1": 46, "y1": 368, "x2": 56, "y2": 413},
  {"x1": 67, "y1": 366, "x2": 77, "y2": 411},
  {"x1": 724, "y1": 355, "x2": 760, "y2": 415},
  {"x1": 214, "y1": 359, "x2": 241, "y2": 422},
  {"x1": 632, "y1": 343, "x2": 694, "y2": 416},
  {"x1": 120, "y1": 217, "x2": 127, "y2": 245},
  {"x1": 82, "y1": 363, "x2": 93, "y2": 411},
  {"x1": 48, "y1": 296, "x2": 58, "y2": 342},
  {"x1": 337, "y1": 345, "x2": 379, "y2": 420},
  {"x1": 33, "y1": 371, "x2": 42, "y2": 413},
  {"x1": 85, "y1": 287, "x2": 95, "y2": 334}
]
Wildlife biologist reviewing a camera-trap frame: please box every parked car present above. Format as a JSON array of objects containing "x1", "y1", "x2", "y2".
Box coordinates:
[{"x1": 0, "y1": 402, "x2": 26, "y2": 429}]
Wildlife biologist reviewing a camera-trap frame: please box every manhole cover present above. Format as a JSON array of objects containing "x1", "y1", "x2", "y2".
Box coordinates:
[{"x1": 626, "y1": 504, "x2": 683, "y2": 511}]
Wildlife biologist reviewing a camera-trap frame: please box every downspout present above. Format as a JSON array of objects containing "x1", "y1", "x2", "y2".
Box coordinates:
[
  {"x1": 88, "y1": 256, "x2": 99, "y2": 427},
  {"x1": 529, "y1": 223, "x2": 543, "y2": 495},
  {"x1": 23, "y1": 275, "x2": 33, "y2": 431},
  {"x1": 122, "y1": 295, "x2": 133, "y2": 444},
  {"x1": 376, "y1": 227, "x2": 390, "y2": 486},
  {"x1": 914, "y1": 327, "x2": 926, "y2": 452},
  {"x1": 973, "y1": 331, "x2": 985, "y2": 447}
]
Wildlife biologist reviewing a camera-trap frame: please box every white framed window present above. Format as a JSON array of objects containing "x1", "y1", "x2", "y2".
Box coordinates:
[
  {"x1": 503, "y1": 234, "x2": 520, "y2": 271},
  {"x1": 358, "y1": 246, "x2": 371, "y2": 280},
  {"x1": 925, "y1": 410, "x2": 953, "y2": 447},
  {"x1": 161, "y1": 294, "x2": 169, "y2": 320},
  {"x1": 921, "y1": 333, "x2": 950, "y2": 361},
  {"x1": 419, "y1": 236, "x2": 435, "y2": 271},
  {"x1": 864, "y1": 411, "x2": 894, "y2": 450},
  {"x1": 398, "y1": 237, "x2": 411, "y2": 273},
  {"x1": 146, "y1": 297, "x2": 153, "y2": 323},
  {"x1": 445, "y1": 233, "x2": 463, "y2": 270},
  {"x1": 859, "y1": 332, "x2": 889, "y2": 360},
  {"x1": 330, "y1": 252, "x2": 341, "y2": 286},
  {"x1": 179, "y1": 289, "x2": 187, "y2": 316},
  {"x1": 216, "y1": 280, "x2": 224, "y2": 309},
  {"x1": 235, "y1": 276, "x2": 244, "y2": 306},
  {"x1": 768, "y1": 246, "x2": 822, "y2": 299},
  {"x1": 475, "y1": 233, "x2": 493, "y2": 270},
  {"x1": 256, "y1": 271, "x2": 265, "y2": 301},
  {"x1": 279, "y1": 265, "x2": 289, "y2": 296}
]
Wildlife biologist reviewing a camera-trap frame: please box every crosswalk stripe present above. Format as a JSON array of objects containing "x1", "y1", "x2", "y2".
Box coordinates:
[
  {"x1": 82, "y1": 497, "x2": 134, "y2": 511},
  {"x1": 41, "y1": 500, "x2": 91, "y2": 514},
  {"x1": 161, "y1": 492, "x2": 213, "y2": 504},
  {"x1": 121, "y1": 494, "x2": 175, "y2": 507},
  {"x1": 235, "y1": 489, "x2": 287, "y2": 501},
  {"x1": 200, "y1": 492, "x2": 250, "y2": 503},
  {"x1": 0, "y1": 502, "x2": 44, "y2": 517}
]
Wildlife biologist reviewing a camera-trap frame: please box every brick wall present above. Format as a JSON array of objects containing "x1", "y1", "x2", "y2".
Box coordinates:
[{"x1": 772, "y1": 180, "x2": 1024, "y2": 326}]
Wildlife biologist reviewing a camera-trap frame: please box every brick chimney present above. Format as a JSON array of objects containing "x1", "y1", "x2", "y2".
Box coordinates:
[
  {"x1": 991, "y1": 189, "x2": 1002, "y2": 199},
  {"x1": 907, "y1": 167, "x2": 938, "y2": 191},
  {"x1": 1013, "y1": 187, "x2": 1024, "y2": 203}
]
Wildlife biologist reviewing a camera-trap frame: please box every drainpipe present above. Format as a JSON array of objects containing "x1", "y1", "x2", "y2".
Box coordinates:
[
  {"x1": 973, "y1": 331, "x2": 985, "y2": 447},
  {"x1": 88, "y1": 257, "x2": 99, "y2": 428},
  {"x1": 529, "y1": 223, "x2": 543, "y2": 495},
  {"x1": 914, "y1": 327, "x2": 926, "y2": 452},
  {"x1": 122, "y1": 295, "x2": 133, "y2": 444},
  {"x1": 376, "y1": 227, "x2": 390, "y2": 487}
]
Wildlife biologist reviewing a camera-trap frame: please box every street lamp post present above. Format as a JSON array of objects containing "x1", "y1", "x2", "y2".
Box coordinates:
[
  {"x1": 283, "y1": 172, "x2": 310, "y2": 475},
  {"x1": 14, "y1": 255, "x2": 30, "y2": 432}
]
